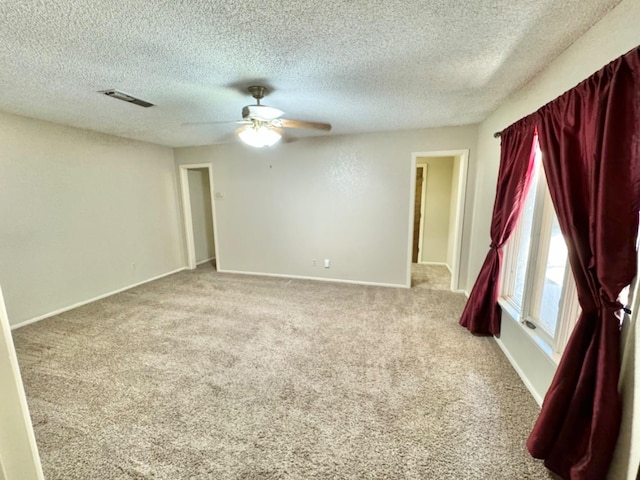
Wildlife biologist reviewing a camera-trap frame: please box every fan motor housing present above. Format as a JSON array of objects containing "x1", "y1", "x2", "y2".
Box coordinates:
[
  {"x1": 242, "y1": 104, "x2": 285, "y2": 121},
  {"x1": 248, "y1": 85, "x2": 266, "y2": 101}
]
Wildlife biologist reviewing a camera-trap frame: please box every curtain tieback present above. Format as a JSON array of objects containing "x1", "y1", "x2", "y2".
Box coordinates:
[
  {"x1": 583, "y1": 304, "x2": 622, "y2": 316},
  {"x1": 599, "y1": 296, "x2": 625, "y2": 314},
  {"x1": 489, "y1": 243, "x2": 501, "y2": 250}
]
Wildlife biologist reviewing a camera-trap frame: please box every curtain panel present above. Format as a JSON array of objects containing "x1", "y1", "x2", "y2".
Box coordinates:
[
  {"x1": 458, "y1": 120, "x2": 537, "y2": 335},
  {"x1": 526, "y1": 46, "x2": 640, "y2": 480}
]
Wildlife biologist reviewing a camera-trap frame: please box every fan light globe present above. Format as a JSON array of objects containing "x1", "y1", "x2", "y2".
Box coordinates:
[{"x1": 238, "y1": 125, "x2": 281, "y2": 148}]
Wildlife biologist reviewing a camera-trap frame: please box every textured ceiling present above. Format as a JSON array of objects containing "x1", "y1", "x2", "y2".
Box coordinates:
[{"x1": 0, "y1": 0, "x2": 621, "y2": 147}]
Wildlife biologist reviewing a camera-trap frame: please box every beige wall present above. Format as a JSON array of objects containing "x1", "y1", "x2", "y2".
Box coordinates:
[
  {"x1": 0, "y1": 110, "x2": 184, "y2": 327},
  {"x1": 418, "y1": 156, "x2": 454, "y2": 264},
  {"x1": 466, "y1": 0, "x2": 640, "y2": 477},
  {"x1": 615, "y1": 303, "x2": 638, "y2": 480},
  {"x1": 187, "y1": 169, "x2": 215, "y2": 264},
  {"x1": 175, "y1": 126, "x2": 478, "y2": 288}
]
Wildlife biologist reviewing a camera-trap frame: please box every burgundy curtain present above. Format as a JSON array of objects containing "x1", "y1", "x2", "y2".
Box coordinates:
[
  {"x1": 527, "y1": 47, "x2": 640, "y2": 480},
  {"x1": 459, "y1": 120, "x2": 537, "y2": 335}
]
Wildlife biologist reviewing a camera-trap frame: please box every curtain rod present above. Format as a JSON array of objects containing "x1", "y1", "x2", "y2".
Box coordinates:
[{"x1": 492, "y1": 46, "x2": 639, "y2": 141}]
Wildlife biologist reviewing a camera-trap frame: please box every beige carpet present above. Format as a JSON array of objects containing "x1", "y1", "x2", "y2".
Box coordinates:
[
  {"x1": 13, "y1": 263, "x2": 552, "y2": 479},
  {"x1": 411, "y1": 263, "x2": 452, "y2": 290}
]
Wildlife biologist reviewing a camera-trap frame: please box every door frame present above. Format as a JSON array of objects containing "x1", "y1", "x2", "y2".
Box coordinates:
[
  {"x1": 407, "y1": 150, "x2": 469, "y2": 291},
  {"x1": 415, "y1": 164, "x2": 428, "y2": 263},
  {"x1": 179, "y1": 163, "x2": 220, "y2": 270},
  {"x1": 0, "y1": 285, "x2": 45, "y2": 479}
]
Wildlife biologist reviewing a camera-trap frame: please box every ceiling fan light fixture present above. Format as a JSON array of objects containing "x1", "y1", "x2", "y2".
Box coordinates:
[{"x1": 238, "y1": 125, "x2": 281, "y2": 148}]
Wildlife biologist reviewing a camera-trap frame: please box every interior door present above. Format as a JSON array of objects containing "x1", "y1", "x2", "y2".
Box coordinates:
[{"x1": 412, "y1": 166, "x2": 424, "y2": 263}]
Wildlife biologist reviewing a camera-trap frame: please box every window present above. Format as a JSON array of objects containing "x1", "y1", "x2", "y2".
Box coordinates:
[{"x1": 501, "y1": 139, "x2": 581, "y2": 360}]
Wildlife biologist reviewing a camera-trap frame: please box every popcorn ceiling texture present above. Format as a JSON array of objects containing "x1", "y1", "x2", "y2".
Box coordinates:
[
  {"x1": 13, "y1": 263, "x2": 553, "y2": 479},
  {"x1": 0, "y1": 0, "x2": 621, "y2": 146}
]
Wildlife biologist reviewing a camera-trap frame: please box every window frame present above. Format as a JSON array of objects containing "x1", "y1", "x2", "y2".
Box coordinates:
[{"x1": 500, "y1": 143, "x2": 581, "y2": 363}]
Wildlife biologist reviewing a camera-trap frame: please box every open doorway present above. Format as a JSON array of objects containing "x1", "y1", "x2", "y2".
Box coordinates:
[
  {"x1": 408, "y1": 150, "x2": 468, "y2": 291},
  {"x1": 179, "y1": 164, "x2": 220, "y2": 270}
]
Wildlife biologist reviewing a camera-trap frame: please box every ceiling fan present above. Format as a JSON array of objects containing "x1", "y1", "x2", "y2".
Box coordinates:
[{"x1": 186, "y1": 86, "x2": 332, "y2": 147}]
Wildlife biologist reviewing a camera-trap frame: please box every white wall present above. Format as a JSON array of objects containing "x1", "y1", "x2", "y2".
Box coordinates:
[
  {"x1": 175, "y1": 126, "x2": 478, "y2": 288},
  {"x1": 466, "y1": 0, "x2": 640, "y2": 477},
  {"x1": 495, "y1": 309, "x2": 557, "y2": 405},
  {"x1": 0, "y1": 110, "x2": 184, "y2": 327},
  {"x1": 613, "y1": 304, "x2": 639, "y2": 480},
  {"x1": 187, "y1": 169, "x2": 215, "y2": 263},
  {"x1": 418, "y1": 156, "x2": 454, "y2": 264},
  {"x1": 0, "y1": 286, "x2": 43, "y2": 480}
]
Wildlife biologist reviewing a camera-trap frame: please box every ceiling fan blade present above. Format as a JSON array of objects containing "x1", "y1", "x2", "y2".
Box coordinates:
[
  {"x1": 181, "y1": 120, "x2": 251, "y2": 127},
  {"x1": 277, "y1": 119, "x2": 332, "y2": 131}
]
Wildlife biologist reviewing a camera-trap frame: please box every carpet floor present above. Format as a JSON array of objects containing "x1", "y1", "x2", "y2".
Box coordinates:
[{"x1": 13, "y1": 263, "x2": 553, "y2": 479}]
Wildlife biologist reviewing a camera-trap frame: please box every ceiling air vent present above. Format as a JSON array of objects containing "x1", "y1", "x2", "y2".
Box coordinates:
[{"x1": 99, "y1": 89, "x2": 154, "y2": 108}]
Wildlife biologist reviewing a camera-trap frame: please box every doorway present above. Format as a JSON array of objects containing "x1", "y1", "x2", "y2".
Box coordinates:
[
  {"x1": 408, "y1": 150, "x2": 468, "y2": 291},
  {"x1": 179, "y1": 164, "x2": 220, "y2": 270}
]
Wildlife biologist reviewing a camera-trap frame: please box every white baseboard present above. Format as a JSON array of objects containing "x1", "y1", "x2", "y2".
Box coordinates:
[
  {"x1": 494, "y1": 337, "x2": 544, "y2": 406},
  {"x1": 217, "y1": 269, "x2": 408, "y2": 289},
  {"x1": 196, "y1": 257, "x2": 215, "y2": 266},
  {"x1": 454, "y1": 289, "x2": 469, "y2": 298},
  {"x1": 11, "y1": 267, "x2": 188, "y2": 331}
]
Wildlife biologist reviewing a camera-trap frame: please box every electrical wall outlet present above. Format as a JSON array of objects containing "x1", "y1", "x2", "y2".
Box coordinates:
[
  {"x1": 312, "y1": 258, "x2": 317, "y2": 266},
  {"x1": 324, "y1": 259, "x2": 330, "y2": 268}
]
